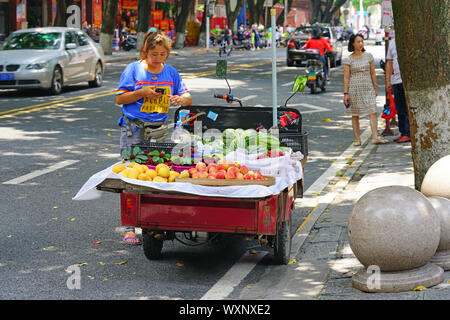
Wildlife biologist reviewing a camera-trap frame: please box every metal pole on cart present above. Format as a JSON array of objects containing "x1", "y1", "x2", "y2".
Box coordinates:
[{"x1": 271, "y1": 8, "x2": 278, "y2": 128}]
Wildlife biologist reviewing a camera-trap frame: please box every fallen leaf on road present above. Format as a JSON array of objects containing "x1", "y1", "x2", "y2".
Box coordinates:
[
  {"x1": 107, "y1": 133, "x2": 111, "y2": 136},
  {"x1": 287, "y1": 259, "x2": 297, "y2": 265},
  {"x1": 249, "y1": 249, "x2": 257, "y2": 254},
  {"x1": 87, "y1": 276, "x2": 95, "y2": 280},
  {"x1": 328, "y1": 159, "x2": 336, "y2": 162},
  {"x1": 52, "y1": 206, "x2": 58, "y2": 209},
  {"x1": 311, "y1": 192, "x2": 320, "y2": 195},
  {"x1": 175, "y1": 263, "x2": 184, "y2": 267},
  {"x1": 413, "y1": 286, "x2": 427, "y2": 291},
  {"x1": 92, "y1": 241, "x2": 102, "y2": 245},
  {"x1": 115, "y1": 260, "x2": 128, "y2": 265},
  {"x1": 99, "y1": 262, "x2": 105, "y2": 266},
  {"x1": 6, "y1": 235, "x2": 12, "y2": 238},
  {"x1": 42, "y1": 246, "x2": 55, "y2": 251},
  {"x1": 51, "y1": 217, "x2": 58, "y2": 221},
  {"x1": 70, "y1": 218, "x2": 77, "y2": 221},
  {"x1": 321, "y1": 118, "x2": 331, "y2": 122},
  {"x1": 74, "y1": 263, "x2": 88, "y2": 267},
  {"x1": 336, "y1": 171, "x2": 344, "y2": 177},
  {"x1": 247, "y1": 285, "x2": 253, "y2": 289}
]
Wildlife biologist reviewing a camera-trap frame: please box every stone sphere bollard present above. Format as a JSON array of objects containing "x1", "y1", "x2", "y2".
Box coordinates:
[
  {"x1": 428, "y1": 196, "x2": 450, "y2": 270},
  {"x1": 348, "y1": 186, "x2": 444, "y2": 292},
  {"x1": 421, "y1": 155, "x2": 450, "y2": 199}
]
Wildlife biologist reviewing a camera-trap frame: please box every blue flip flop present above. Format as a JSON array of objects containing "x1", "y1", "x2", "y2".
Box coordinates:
[{"x1": 123, "y1": 236, "x2": 141, "y2": 245}]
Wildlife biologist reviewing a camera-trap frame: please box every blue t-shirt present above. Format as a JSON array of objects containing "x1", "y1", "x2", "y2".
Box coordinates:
[{"x1": 116, "y1": 61, "x2": 189, "y2": 126}]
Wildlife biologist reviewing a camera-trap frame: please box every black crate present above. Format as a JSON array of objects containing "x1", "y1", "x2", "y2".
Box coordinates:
[
  {"x1": 132, "y1": 142, "x2": 184, "y2": 155},
  {"x1": 279, "y1": 132, "x2": 308, "y2": 156}
]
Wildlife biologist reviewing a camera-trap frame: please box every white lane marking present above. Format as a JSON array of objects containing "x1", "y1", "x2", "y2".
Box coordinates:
[
  {"x1": 282, "y1": 81, "x2": 294, "y2": 87},
  {"x1": 200, "y1": 250, "x2": 268, "y2": 300},
  {"x1": 201, "y1": 128, "x2": 373, "y2": 300},
  {"x1": 293, "y1": 103, "x2": 332, "y2": 114},
  {"x1": 240, "y1": 95, "x2": 257, "y2": 101},
  {"x1": 251, "y1": 102, "x2": 331, "y2": 114},
  {"x1": 3, "y1": 160, "x2": 80, "y2": 185}
]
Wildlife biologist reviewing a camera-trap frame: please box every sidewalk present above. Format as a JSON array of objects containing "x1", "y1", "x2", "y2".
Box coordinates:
[
  {"x1": 103, "y1": 46, "x2": 217, "y2": 64},
  {"x1": 239, "y1": 126, "x2": 450, "y2": 300}
]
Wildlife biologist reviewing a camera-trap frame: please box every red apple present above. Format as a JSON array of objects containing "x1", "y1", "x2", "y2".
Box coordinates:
[
  {"x1": 254, "y1": 172, "x2": 262, "y2": 180},
  {"x1": 191, "y1": 172, "x2": 200, "y2": 179},
  {"x1": 188, "y1": 168, "x2": 197, "y2": 175},
  {"x1": 240, "y1": 165, "x2": 249, "y2": 174},
  {"x1": 198, "y1": 171, "x2": 209, "y2": 179},
  {"x1": 207, "y1": 173, "x2": 216, "y2": 179},
  {"x1": 227, "y1": 166, "x2": 240, "y2": 176},
  {"x1": 225, "y1": 171, "x2": 236, "y2": 179},
  {"x1": 233, "y1": 161, "x2": 241, "y2": 168},
  {"x1": 218, "y1": 160, "x2": 229, "y2": 170},
  {"x1": 216, "y1": 171, "x2": 225, "y2": 179},
  {"x1": 236, "y1": 173, "x2": 244, "y2": 180},
  {"x1": 196, "y1": 162, "x2": 206, "y2": 171},
  {"x1": 244, "y1": 173, "x2": 254, "y2": 180}
]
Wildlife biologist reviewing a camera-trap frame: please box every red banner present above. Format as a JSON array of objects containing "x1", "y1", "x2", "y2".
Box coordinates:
[{"x1": 122, "y1": 0, "x2": 138, "y2": 10}]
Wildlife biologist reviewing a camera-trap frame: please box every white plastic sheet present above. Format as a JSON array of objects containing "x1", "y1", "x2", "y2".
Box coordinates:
[{"x1": 72, "y1": 160, "x2": 303, "y2": 201}]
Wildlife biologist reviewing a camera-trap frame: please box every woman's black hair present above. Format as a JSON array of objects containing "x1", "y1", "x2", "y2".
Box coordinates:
[{"x1": 348, "y1": 33, "x2": 366, "y2": 52}]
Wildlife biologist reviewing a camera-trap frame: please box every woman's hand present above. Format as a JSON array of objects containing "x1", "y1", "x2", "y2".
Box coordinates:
[
  {"x1": 140, "y1": 86, "x2": 163, "y2": 100},
  {"x1": 169, "y1": 95, "x2": 183, "y2": 106},
  {"x1": 374, "y1": 86, "x2": 378, "y2": 97},
  {"x1": 343, "y1": 94, "x2": 350, "y2": 107}
]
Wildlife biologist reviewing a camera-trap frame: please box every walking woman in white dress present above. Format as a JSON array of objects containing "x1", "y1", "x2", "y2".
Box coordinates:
[{"x1": 343, "y1": 34, "x2": 389, "y2": 146}]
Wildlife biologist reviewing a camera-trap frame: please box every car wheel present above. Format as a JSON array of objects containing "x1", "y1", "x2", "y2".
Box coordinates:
[
  {"x1": 49, "y1": 66, "x2": 63, "y2": 95},
  {"x1": 88, "y1": 62, "x2": 103, "y2": 88}
]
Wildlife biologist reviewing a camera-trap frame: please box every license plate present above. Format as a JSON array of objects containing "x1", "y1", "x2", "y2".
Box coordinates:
[
  {"x1": 308, "y1": 75, "x2": 316, "y2": 81},
  {"x1": 0, "y1": 73, "x2": 14, "y2": 80}
]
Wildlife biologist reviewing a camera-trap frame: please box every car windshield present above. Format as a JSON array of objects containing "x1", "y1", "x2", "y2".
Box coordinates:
[
  {"x1": 1, "y1": 32, "x2": 62, "y2": 50},
  {"x1": 294, "y1": 27, "x2": 330, "y2": 39}
]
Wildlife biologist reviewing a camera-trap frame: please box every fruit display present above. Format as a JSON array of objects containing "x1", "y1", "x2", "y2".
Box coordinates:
[
  {"x1": 175, "y1": 160, "x2": 275, "y2": 185},
  {"x1": 112, "y1": 162, "x2": 180, "y2": 183}
]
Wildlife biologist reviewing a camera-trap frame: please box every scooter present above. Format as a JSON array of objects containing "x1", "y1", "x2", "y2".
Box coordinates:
[
  {"x1": 232, "y1": 35, "x2": 251, "y2": 51},
  {"x1": 122, "y1": 34, "x2": 137, "y2": 51},
  {"x1": 304, "y1": 49, "x2": 326, "y2": 94}
]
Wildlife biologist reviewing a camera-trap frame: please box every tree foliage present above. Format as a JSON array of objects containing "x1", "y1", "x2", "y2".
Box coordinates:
[{"x1": 310, "y1": 0, "x2": 347, "y2": 24}]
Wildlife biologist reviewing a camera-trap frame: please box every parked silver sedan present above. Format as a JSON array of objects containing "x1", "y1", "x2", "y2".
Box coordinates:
[{"x1": 0, "y1": 27, "x2": 104, "y2": 94}]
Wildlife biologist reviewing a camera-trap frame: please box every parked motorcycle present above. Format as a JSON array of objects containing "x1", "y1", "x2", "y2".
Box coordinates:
[
  {"x1": 122, "y1": 34, "x2": 137, "y2": 51},
  {"x1": 232, "y1": 34, "x2": 251, "y2": 51},
  {"x1": 304, "y1": 49, "x2": 326, "y2": 94}
]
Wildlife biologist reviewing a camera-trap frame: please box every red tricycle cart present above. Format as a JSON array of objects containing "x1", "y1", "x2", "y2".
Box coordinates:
[{"x1": 96, "y1": 106, "x2": 308, "y2": 264}]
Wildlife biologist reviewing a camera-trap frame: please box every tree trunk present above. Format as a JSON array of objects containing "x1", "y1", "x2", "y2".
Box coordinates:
[
  {"x1": 174, "y1": 0, "x2": 193, "y2": 49},
  {"x1": 99, "y1": 0, "x2": 118, "y2": 55},
  {"x1": 247, "y1": 0, "x2": 265, "y2": 26},
  {"x1": 54, "y1": 0, "x2": 70, "y2": 27},
  {"x1": 225, "y1": 0, "x2": 245, "y2": 32},
  {"x1": 391, "y1": 0, "x2": 450, "y2": 190},
  {"x1": 137, "y1": 0, "x2": 151, "y2": 52},
  {"x1": 198, "y1": 5, "x2": 207, "y2": 47}
]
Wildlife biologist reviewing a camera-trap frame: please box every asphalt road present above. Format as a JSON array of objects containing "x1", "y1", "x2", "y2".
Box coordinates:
[{"x1": 0, "y1": 44, "x2": 386, "y2": 300}]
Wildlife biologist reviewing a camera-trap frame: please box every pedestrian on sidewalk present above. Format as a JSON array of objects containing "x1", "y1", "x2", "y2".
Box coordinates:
[
  {"x1": 343, "y1": 33, "x2": 389, "y2": 146},
  {"x1": 115, "y1": 31, "x2": 192, "y2": 245},
  {"x1": 385, "y1": 37, "x2": 411, "y2": 143}
]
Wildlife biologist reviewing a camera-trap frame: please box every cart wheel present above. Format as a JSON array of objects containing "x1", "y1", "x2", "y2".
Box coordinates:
[
  {"x1": 273, "y1": 213, "x2": 292, "y2": 265},
  {"x1": 143, "y1": 230, "x2": 163, "y2": 260}
]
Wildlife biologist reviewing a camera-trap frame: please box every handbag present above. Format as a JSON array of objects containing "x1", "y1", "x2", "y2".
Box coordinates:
[{"x1": 381, "y1": 93, "x2": 397, "y2": 120}]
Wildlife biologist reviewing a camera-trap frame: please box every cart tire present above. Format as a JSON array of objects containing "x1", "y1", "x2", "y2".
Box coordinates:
[
  {"x1": 273, "y1": 213, "x2": 292, "y2": 265},
  {"x1": 143, "y1": 231, "x2": 163, "y2": 260}
]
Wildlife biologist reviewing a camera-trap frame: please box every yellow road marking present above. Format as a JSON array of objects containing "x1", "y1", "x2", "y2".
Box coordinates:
[{"x1": 0, "y1": 89, "x2": 115, "y2": 119}]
